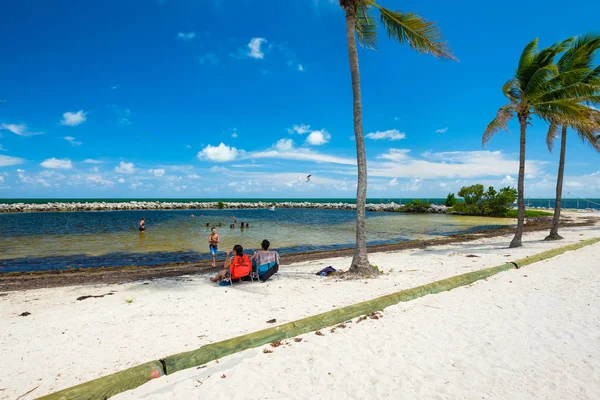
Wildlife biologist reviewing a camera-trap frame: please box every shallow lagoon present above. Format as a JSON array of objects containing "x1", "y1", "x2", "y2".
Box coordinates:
[{"x1": 0, "y1": 208, "x2": 513, "y2": 273}]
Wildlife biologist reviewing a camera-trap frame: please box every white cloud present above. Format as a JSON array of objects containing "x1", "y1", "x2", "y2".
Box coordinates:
[
  {"x1": 0, "y1": 155, "x2": 25, "y2": 167},
  {"x1": 40, "y1": 158, "x2": 73, "y2": 170},
  {"x1": 0, "y1": 123, "x2": 43, "y2": 136},
  {"x1": 0, "y1": 144, "x2": 5, "y2": 151},
  {"x1": 118, "y1": 178, "x2": 125, "y2": 183},
  {"x1": 115, "y1": 161, "x2": 135, "y2": 174},
  {"x1": 87, "y1": 175, "x2": 114, "y2": 186},
  {"x1": 197, "y1": 143, "x2": 240, "y2": 162},
  {"x1": 64, "y1": 136, "x2": 82, "y2": 146},
  {"x1": 177, "y1": 32, "x2": 196, "y2": 40},
  {"x1": 148, "y1": 168, "x2": 165, "y2": 177},
  {"x1": 130, "y1": 182, "x2": 143, "y2": 189},
  {"x1": 369, "y1": 150, "x2": 542, "y2": 180},
  {"x1": 209, "y1": 166, "x2": 228, "y2": 173},
  {"x1": 0, "y1": 175, "x2": 3, "y2": 183},
  {"x1": 366, "y1": 129, "x2": 406, "y2": 141},
  {"x1": 231, "y1": 132, "x2": 238, "y2": 138},
  {"x1": 188, "y1": 173, "x2": 201, "y2": 180},
  {"x1": 377, "y1": 149, "x2": 411, "y2": 162},
  {"x1": 436, "y1": 127, "x2": 449, "y2": 133},
  {"x1": 298, "y1": 64, "x2": 304, "y2": 72},
  {"x1": 252, "y1": 148, "x2": 355, "y2": 165},
  {"x1": 248, "y1": 38, "x2": 267, "y2": 59},
  {"x1": 389, "y1": 178, "x2": 399, "y2": 186},
  {"x1": 60, "y1": 110, "x2": 87, "y2": 126},
  {"x1": 501, "y1": 175, "x2": 515, "y2": 185},
  {"x1": 196, "y1": 53, "x2": 220, "y2": 66},
  {"x1": 305, "y1": 129, "x2": 331, "y2": 146},
  {"x1": 288, "y1": 124, "x2": 311, "y2": 134},
  {"x1": 84, "y1": 159, "x2": 102, "y2": 164},
  {"x1": 274, "y1": 138, "x2": 294, "y2": 152}
]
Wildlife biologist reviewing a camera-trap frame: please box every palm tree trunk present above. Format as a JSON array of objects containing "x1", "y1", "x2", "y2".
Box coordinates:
[
  {"x1": 510, "y1": 117, "x2": 527, "y2": 248},
  {"x1": 545, "y1": 125, "x2": 567, "y2": 240},
  {"x1": 342, "y1": 0, "x2": 370, "y2": 272}
]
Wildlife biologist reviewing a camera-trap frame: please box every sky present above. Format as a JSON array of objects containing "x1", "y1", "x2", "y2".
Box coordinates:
[{"x1": 1, "y1": 0, "x2": 599, "y2": 199}]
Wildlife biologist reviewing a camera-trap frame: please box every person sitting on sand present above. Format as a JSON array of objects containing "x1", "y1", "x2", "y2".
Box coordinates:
[
  {"x1": 139, "y1": 217, "x2": 145, "y2": 232},
  {"x1": 252, "y1": 239, "x2": 279, "y2": 266},
  {"x1": 210, "y1": 244, "x2": 251, "y2": 282},
  {"x1": 208, "y1": 227, "x2": 220, "y2": 267}
]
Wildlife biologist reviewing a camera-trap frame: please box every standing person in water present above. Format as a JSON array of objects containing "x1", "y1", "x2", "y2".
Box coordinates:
[
  {"x1": 138, "y1": 217, "x2": 145, "y2": 232},
  {"x1": 208, "y1": 227, "x2": 220, "y2": 267}
]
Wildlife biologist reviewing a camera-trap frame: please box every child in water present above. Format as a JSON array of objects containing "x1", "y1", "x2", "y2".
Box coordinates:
[{"x1": 208, "y1": 227, "x2": 220, "y2": 267}]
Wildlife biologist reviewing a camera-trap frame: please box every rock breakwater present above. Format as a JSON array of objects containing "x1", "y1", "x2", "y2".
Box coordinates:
[{"x1": 0, "y1": 201, "x2": 449, "y2": 214}]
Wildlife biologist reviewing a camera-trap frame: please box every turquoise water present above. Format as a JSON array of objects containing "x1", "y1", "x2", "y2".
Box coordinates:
[
  {"x1": 0, "y1": 208, "x2": 514, "y2": 273},
  {"x1": 1, "y1": 197, "x2": 598, "y2": 209}
]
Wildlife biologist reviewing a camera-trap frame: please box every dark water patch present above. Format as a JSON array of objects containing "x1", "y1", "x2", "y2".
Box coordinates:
[{"x1": 0, "y1": 223, "x2": 505, "y2": 274}]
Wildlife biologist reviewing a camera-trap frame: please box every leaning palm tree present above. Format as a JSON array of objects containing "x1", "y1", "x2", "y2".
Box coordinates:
[
  {"x1": 483, "y1": 38, "x2": 598, "y2": 248},
  {"x1": 545, "y1": 35, "x2": 600, "y2": 240},
  {"x1": 338, "y1": 0, "x2": 455, "y2": 273}
]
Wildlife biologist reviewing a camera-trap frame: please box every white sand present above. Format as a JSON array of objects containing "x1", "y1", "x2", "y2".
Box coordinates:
[
  {"x1": 115, "y1": 240, "x2": 600, "y2": 400},
  {"x1": 1, "y1": 221, "x2": 599, "y2": 399}
]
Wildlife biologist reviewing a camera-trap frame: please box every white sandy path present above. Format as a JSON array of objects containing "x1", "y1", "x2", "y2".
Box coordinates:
[
  {"x1": 116, "y1": 241, "x2": 600, "y2": 400},
  {"x1": 1, "y1": 223, "x2": 599, "y2": 399}
]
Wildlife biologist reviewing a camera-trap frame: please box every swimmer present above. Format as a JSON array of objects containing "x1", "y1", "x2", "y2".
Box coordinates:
[
  {"x1": 245, "y1": 223, "x2": 249, "y2": 228},
  {"x1": 190, "y1": 213, "x2": 195, "y2": 218},
  {"x1": 139, "y1": 217, "x2": 145, "y2": 232},
  {"x1": 230, "y1": 224, "x2": 235, "y2": 229},
  {"x1": 208, "y1": 227, "x2": 220, "y2": 268}
]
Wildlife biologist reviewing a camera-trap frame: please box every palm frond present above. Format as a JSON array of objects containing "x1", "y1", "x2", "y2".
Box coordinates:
[
  {"x1": 535, "y1": 100, "x2": 600, "y2": 131},
  {"x1": 546, "y1": 123, "x2": 560, "y2": 152},
  {"x1": 502, "y1": 79, "x2": 520, "y2": 102},
  {"x1": 354, "y1": 2, "x2": 377, "y2": 49},
  {"x1": 516, "y1": 38, "x2": 539, "y2": 84},
  {"x1": 483, "y1": 105, "x2": 514, "y2": 146},
  {"x1": 524, "y1": 65, "x2": 559, "y2": 96},
  {"x1": 557, "y1": 35, "x2": 600, "y2": 72},
  {"x1": 367, "y1": 1, "x2": 456, "y2": 60}
]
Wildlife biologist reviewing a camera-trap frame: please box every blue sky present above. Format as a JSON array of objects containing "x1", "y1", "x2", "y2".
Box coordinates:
[{"x1": 1, "y1": 0, "x2": 599, "y2": 198}]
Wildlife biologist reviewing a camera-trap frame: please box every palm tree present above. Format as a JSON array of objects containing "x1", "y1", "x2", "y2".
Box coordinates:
[
  {"x1": 338, "y1": 0, "x2": 455, "y2": 273},
  {"x1": 483, "y1": 38, "x2": 598, "y2": 248},
  {"x1": 544, "y1": 35, "x2": 600, "y2": 240}
]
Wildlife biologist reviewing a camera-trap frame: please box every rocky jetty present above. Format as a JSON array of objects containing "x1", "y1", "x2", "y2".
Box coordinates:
[{"x1": 0, "y1": 201, "x2": 449, "y2": 214}]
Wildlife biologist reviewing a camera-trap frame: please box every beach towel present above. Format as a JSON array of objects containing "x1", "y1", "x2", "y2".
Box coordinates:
[{"x1": 316, "y1": 266, "x2": 337, "y2": 276}]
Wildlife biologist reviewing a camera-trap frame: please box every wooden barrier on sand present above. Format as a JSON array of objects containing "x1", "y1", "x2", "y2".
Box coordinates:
[{"x1": 38, "y1": 238, "x2": 600, "y2": 399}]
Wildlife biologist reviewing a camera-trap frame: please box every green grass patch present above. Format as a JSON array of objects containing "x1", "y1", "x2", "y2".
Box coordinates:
[{"x1": 502, "y1": 209, "x2": 553, "y2": 218}]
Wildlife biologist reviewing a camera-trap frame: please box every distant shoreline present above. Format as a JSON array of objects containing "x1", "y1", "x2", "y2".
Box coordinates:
[
  {"x1": 1, "y1": 197, "x2": 598, "y2": 212},
  {"x1": 0, "y1": 200, "x2": 438, "y2": 213}
]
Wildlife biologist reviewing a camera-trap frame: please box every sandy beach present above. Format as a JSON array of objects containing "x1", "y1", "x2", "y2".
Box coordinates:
[
  {"x1": 1, "y1": 222, "x2": 599, "y2": 399},
  {"x1": 115, "y1": 237, "x2": 600, "y2": 400}
]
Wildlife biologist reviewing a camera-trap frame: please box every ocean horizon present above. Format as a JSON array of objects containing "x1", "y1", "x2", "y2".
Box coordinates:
[{"x1": 1, "y1": 197, "x2": 599, "y2": 210}]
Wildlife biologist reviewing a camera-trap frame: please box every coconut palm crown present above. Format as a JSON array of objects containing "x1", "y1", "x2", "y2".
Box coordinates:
[
  {"x1": 482, "y1": 37, "x2": 599, "y2": 248},
  {"x1": 544, "y1": 35, "x2": 600, "y2": 240}
]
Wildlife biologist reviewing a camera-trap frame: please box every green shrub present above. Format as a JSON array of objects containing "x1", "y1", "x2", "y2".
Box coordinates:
[
  {"x1": 452, "y1": 184, "x2": 516, "y2": 217},
  {"x1": 217, "y1": 201, "x2": 225, "y2": 209},
  {"x1": 444, "y1": 193, "x2": 457, "y2": 207},
  {"x1": 403, "y1": 199, "x2": 431, "y2": 212}
]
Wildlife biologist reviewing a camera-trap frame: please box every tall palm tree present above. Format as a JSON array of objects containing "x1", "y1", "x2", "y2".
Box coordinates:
[
  {"x1": 483, "y1": 38, "x2": 598, "y2": 248},
  {"x1": 338, "y1": 0, "x2": 455, "y2": 273},
  {"x1": 545, "y1": 35, "x2": 600, "y2": 240}
]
